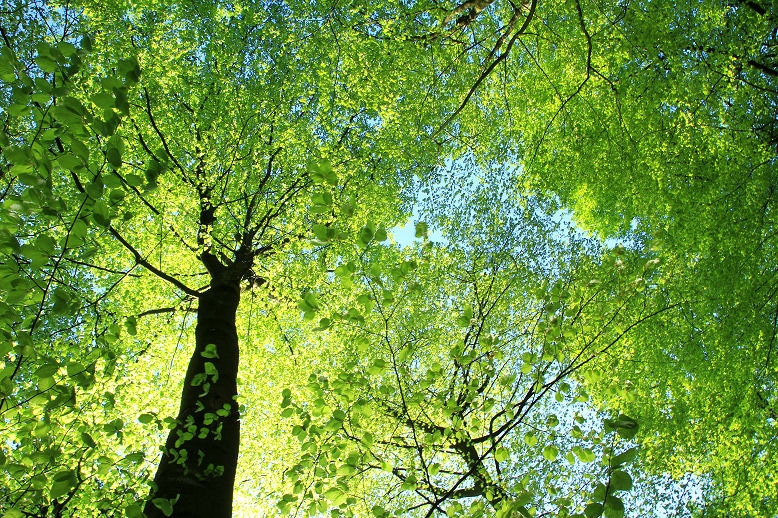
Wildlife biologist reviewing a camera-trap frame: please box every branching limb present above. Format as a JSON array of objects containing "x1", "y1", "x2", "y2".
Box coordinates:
[
  {"x1": 433, "y1": 0, "x2": 537, "y2": 138},
  {"x1": 108, "y1": 225, "x2": 201, "y2": 297}
]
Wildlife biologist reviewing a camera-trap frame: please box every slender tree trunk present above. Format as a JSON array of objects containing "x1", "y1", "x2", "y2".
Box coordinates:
[{"x1": 144, "y1": 281, "x2": 241, "y2": 518}]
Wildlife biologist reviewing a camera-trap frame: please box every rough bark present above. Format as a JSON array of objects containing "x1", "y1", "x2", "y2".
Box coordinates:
[{"x1": 144, "y1": 280, "x2": 241, "y2": 518}]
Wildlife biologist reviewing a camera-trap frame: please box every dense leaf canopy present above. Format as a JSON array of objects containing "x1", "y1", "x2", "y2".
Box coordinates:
[{"x1": 1, "y1": 0, "x2": 776, "y2": 516}]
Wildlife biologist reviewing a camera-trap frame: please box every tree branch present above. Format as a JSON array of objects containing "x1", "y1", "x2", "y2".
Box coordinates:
[
  {"x1": 108, "y1": 225, "x2": 201, "y2": 297},
  {"x1": 747, "y1": 58, "x2": 778, "y2": 77},
  {"x1": 432, "y1": 0, "x2": 537, "y2": 139}
]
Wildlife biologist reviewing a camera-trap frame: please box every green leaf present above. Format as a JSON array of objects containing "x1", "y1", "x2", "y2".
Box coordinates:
[
  {"x1": 106, "y1": 145, "x2": 122, "y2": 168},
  {"x1": 374, "y1": 226, "x2": 388, "y2": 242},
  {"x1": 311, "y1": 191, "x2": 333, "y2": 208},
  {"x1": 79, "y1": 35, "x2": 93, "y2": 51},
  {"x1": 573, "y1": 446, "x2": 595, "y2": 463},
  {"x1": 494, "y1": 446, "x2": 510, "y2": 462},
  {"x1": 592, "y1": 482, "x2": 607, "y2": 501},
  {"x1": 49, "y1": 470, "x2": 77, "y2": 500},
  {"x1": 584, "y1": 502, "x2": 604, "y2": 518},
  {"x1": 124, "y1": 503, "x2": 145, "y2": 518},
  {"x1": 456, "y1": 307, "x2": 473, "y2": 327},
  {"x1": 314, "y1": 317, "x2": 331, "y2": 330},
  {"x1": 32, "y1": 92, "x2": 51, "y2": 104},
  {"x1": 298, "y1": 291, "x2": 320, "y2": 313},
  {"x1": 609, "y1": 470, "x2": 633, "y2": 491},
  {"x1": 145, "y1": 159, "x2": 165, "y2": 185},
  {"x1": 336, "y1": 463, "x2": 356, "y2": 476},
  {"x1": 36, "y1": 55, "x2": 58, "y2": 73},
  {"x1": 34, "y1": 422, "x2": 51, "y2": 438},
  {"x1": 125, "y1": 174, "x2": 143, "y2": 187},
  {"x1": 400, "y1": 473, "x2": 418, "y2": 490},
  {"x1": 340, "y1": 199, "x2": 354, "y2": 217},
  {"x1": 109, "y1": 188, "x2": 126, "y2": 204},
  {"x1": 151, "y1": 497, "x2": 175, "y2": 517},
  {"x1": 124, "y1": 316, "x2": 137, "y2": 336},
  {"x1": 312, "y1": 223, "x2": 333, "y2": 242},
  {"x1": 605, "y1": 414, "x2": 639, "y2": 439},
  {"x1": 515, "y1": 491, "x2": 533, "y2": 506},
  {"x1": 92, "y1": 200, "x2": 111, "y2": 226},
  {"x1": 118, "y1": 57, "x2": 141, "y2": 84},
  {"x1": 66, "y1": 361, "x2": 85, "y2": 377},
  {"x1": 204, "y1": 361, "x2": 218, "y2": 378},
  {"x1": 201, "y1": 343, "x2": 219, "y2": 359},
  {"x1": 604, "y1": 496, "x2": 625, "y2": 518},
  {"x1": 57, "y1": 41, "x2": 78, "y2": 57},
  {"x1": 138, "y1": 413, "x2": 155, "y2": 424},
  {"x1": 103, "y1": 418, "x2": 124, "y2": 434},
  {"x1": 543, "y1": 445, "x2": 559, "y2": 461},
  {"x1": 309, "y1": 159, "x2": 337, "y2": 185},
  {"x1": 67, "y1": 218, "x2": 88, "y2": 248},
  {"x1": 81, "y1": 432, "x2": 97, "y2": 448},
  {"x1": 323, "y1": 487, "x2": 346, "y2": 505},
  {"x1": 16, "y1": 169, "x2": 40, "y2": 184},
  {"x1": 415, "y1": 221, "x2": 428, "y2": 238},
  {"x1": 610, "y1": 447, "x2": 639, "y2": 468},
  {"x1": 368, "y1": 358, "x2": 387, "y2": 375},
  {"x1": 92, "y1": 91, "x2": 115, "y2": 108},
  {"x1": 357, "y1": 225, "x2": 374, "y2": 246},
  {"x1": 35, "y1": 362, "x2": 59, "y2": 378},
  {"x1": 0, "y1": 47, "x2": 17, "y2": 81}
]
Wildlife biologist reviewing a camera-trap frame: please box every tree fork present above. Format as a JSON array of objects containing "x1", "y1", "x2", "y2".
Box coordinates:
[{"x1": 144, "y1": 275, "x2": 241, "y2": 518}]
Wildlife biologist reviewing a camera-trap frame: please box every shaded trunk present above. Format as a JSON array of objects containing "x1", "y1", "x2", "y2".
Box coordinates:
[{"x1": 144, "y1": 281, "x2": 241, "y2": 518}]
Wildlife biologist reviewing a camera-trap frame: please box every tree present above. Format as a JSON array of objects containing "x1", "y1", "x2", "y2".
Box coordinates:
[
  {"x1": 354, "y1": 0, "x2": 778, "y2": 513},
  {"x1": 474, "y1": 2, "x2": 778, "y2": 513},
  {"x1": 1, "y1": 0, "x2": 776, "y2": 516},
  {"x1": 277, "y1": 174, "x2": 658, "y2": 517},
  {"x1": 1, "y1": 1, "x2": 414, "y2": 516}
]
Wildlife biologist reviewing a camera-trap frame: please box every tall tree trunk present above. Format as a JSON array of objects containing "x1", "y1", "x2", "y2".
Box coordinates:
[{"x1": 144, "y1": 281, "x2": 241, "y2": 518}]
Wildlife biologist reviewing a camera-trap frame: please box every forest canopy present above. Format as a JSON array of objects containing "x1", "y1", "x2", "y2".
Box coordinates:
[{"x1": 0, "y1": 0, "x2": 776, "y2": 516}]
